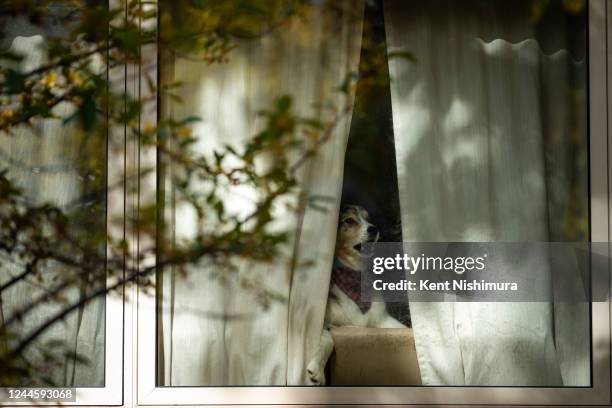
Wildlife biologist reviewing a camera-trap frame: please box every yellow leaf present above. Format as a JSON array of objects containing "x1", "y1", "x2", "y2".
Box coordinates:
[
  {"x1": 177, "y1": 127, "x2": 192, "y2": 138},
  {"x1": 40, "y1": 72, "x2": 58, "y2": 88}
]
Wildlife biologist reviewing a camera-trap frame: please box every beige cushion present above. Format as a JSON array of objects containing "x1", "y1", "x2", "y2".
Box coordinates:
[{"x1": 329, "y1": 327, "x2": 422, "y2": 385}]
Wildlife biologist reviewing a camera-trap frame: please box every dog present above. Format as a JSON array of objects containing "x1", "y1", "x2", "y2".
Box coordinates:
[{"x1": 306, "y1": 205, "x2": 405, "y2": 385}]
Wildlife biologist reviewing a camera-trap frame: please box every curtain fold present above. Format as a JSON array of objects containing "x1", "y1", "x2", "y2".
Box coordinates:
[
  {"x1": 385, "y1": 0, "x2": 589, "y2": 386},
  {"x1": 159, "y1": 1, "x2": 363, "y2": 386}
]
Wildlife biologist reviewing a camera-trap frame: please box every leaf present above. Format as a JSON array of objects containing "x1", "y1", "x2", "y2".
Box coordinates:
[
  {"x1": 0, "y1": 50, "x2": 24, "y2": 63},
  {"x1": 168, "y1": 93, "x2": 183, "y2": 103},
  {"x1": 62, "y1": 110, "x2": 79, "y2": 125},
  {"x1": 156, "y1": 126, "x2": 168, "y2": 139},
  {"x1": 213, "y1": 150, "x2": 224, "y2": 165},
  {"x1": 63, "y1": 350, "x2": 90, "y2": 364},
  {"x1": 78, "y1": 93, "x2": 97, "y2": 131},
  {"x1": 214, "y1": 200, "x2": 224, "y2": 218},
  {"x1": 301, "y1": 118, "x2": 323, "y2": 130},
  {"x1": 44, "y1": 339, "x2": 65, "y2": 348},
  {"x1": 5, "y1": 69, "x2": 25, "y2": 93},
  {"x1": 307, "y1": 194, "x2": 334, "y2": 212},
  {"x1": 178, "y1": 115, "x2": 201, "y2": 125},
  {"x1": 387, "y1": 50, "x2": 417, "y2": 63},
  {"x1": 224, "y1": 144, "x2": 238, "y2": 156},
  {"x1": 337, "y1": 72, "x2": 359, "y2": 93},
  {"x1": 275, "y1": 95, "x2": 292, "y2": 112}
]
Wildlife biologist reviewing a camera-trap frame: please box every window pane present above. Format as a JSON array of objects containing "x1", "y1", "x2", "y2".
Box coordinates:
[
  {"x1": 157, "y1": 0, "x2": 590, "y2": 387},
  {"x1": 385, "y1": 0, "x2": 589, "y2": 386},
  {"x1": 0, "y1": 4, "x2": 106, "y2": 387}
]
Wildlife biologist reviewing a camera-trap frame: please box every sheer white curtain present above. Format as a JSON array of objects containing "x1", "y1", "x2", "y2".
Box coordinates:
[
  {"x1": 385, "y1": 0, "x2": 589, "y2": 386},
  {"x1": 0, "y1": 34, "x2": 105, "y2": 386},
  {"x1": 158, "y1": 1, "x2": 363, "y2": 386}
]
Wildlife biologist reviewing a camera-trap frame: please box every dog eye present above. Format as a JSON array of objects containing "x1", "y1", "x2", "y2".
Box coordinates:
[{"x1": 344, "y1": 218, "x2": 357, "y2": 225}]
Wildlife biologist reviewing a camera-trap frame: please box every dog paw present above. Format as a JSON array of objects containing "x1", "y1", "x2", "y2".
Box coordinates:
[{"x1": 306, "y1": 361, "x2": 326, "y2": 386}]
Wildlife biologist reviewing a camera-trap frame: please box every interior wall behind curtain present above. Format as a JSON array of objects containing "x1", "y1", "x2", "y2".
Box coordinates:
[
  {"x1": 158, "y1": 1, "x2": 363, "y2": 386},
  {"x1": 0, "y1": 29, "x2": 105, "y2": 386},
  {"x1": 385, "y1": 0, "x2": 589, "y2": 386}
]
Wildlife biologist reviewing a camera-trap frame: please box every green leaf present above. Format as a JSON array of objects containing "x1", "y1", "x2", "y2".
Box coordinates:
[
  {"x1": 0, "y1": 50, "x2": 24, "y2": 63},
  {"x1": 214, "y1": 200, "x2": 224, "y2": 217},
  {"x1": 178, "y1": 115, "x2": 201, "y2": 125},
  {"x1": 301, "y1": 118, "x2": 323, "y2": 129},
  {"x1": 5, "y1": 69, "x2": 25, "y2": 93},
  {"x1": 62, "y1": 110, "x2": 79, "y2": 125},
  {"x1": 78, "y1": 93, "x2": 97, "y2": 131},
  {"x1": 337, "y1": 72, "x2": 359, "y2": 94},
  {"x1": 156, "y1": 127, "x2": 168, "y2": 139},
  {"x1": 213, "y1": 150, "x2": 224, "y2": 165},
  {"x1": 275, "y1": 95, "x2": 292, "y2": 112},
  {"x1": 387, "y1": 50, "x2": 417, "y2": 63},
  {"x1": 63, "y1": 350, "x2": 90, "y2": 364},
  {"x1": 307, "y1": 194, "x2": 334, "y2": 212}
]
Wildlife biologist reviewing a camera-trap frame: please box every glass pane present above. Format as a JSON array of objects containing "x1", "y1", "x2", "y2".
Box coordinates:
[
  {"x1": 0, "y1": 4, "x2": 106, "y2": 387},
  {"x1": 157, "y1": 0, "x2": 590, "y2": 387},
  {"x1": 385, "y1": 0, "x2": 589, "y2": 387}
]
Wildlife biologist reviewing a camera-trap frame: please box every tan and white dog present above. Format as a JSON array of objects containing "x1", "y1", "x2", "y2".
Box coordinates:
[{"x1": 306, "y1": 205, "x2": 405, "y2": 385}]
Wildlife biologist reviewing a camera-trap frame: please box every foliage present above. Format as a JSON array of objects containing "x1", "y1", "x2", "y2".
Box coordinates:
[{"x1": 0, "y1": 0, "x2": 394, "y2": 386}]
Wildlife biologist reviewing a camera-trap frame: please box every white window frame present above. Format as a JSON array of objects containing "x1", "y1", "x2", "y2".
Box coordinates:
[{"x1": 135, "y1": 0, "x2": 611, "y2": 405}]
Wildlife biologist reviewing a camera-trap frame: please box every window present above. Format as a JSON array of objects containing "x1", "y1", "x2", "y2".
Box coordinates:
[
  {"x1": 1, "y1": 0, "x2": 610, "y2": 406},
  {"x1": 137, "y1": 0, "x2": 610, "y2": 405},
  {"x1": 0, "y1": 1, "x2": 123, "y2": 405}
]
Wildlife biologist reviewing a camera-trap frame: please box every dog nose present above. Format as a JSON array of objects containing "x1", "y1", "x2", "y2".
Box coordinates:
[{"x1": 367, "y1": 226, "x2": 378, "y2": 234}]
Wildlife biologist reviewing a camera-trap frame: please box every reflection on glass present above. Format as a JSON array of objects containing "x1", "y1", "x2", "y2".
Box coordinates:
[
  {"x1": 0, "y1": 10, "x2": 106, "y2": 386},
  {"x1": 158, "y1": 0, "x2": 589, "y2": 387}
]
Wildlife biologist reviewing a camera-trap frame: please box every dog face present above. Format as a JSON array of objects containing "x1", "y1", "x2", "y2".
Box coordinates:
[{"x1": 337, "y1": 205, "x2": 379, "y2": 254}]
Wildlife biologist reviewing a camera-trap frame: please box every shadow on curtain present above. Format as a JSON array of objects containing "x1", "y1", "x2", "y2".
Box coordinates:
[{"x1": 385, "y1": 0, "x2": 589, "y2": 386}]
